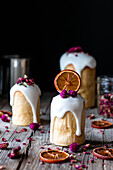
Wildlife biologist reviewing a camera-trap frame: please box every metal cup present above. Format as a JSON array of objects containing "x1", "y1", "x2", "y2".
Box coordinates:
[{"x1": 10, "y1": 58, "x2": 30, "y2": 88}]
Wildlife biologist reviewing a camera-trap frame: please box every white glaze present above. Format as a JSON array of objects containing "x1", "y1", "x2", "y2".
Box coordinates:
[
  {"x1": 10, "y1": 84, "x2": 41, "y2": 123},
  {"x1": 60, "y1": 52, "x2": 96, "y2": 76},
  {"x1": 50, "y1": 94, "x2": 85, "y2": 142}
]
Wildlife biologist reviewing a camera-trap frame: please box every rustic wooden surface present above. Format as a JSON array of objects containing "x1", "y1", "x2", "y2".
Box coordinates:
[{"x1": 0, "y1": 91, "x2": 113, "y2": 170}]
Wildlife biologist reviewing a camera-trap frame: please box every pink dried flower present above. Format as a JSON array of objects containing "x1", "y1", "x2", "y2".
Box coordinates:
[
  {"x1": 27, "y1": 137, "x2": 35, "y2": 141},
  {"x1": 2, "y1": 138, "x2": 6, "y2": 142},
  {"x1": 39, "y1": 125, "x2": 43, "y2": 129},
  {"x1": 15, "y1": 139, "x2": 21, "y2": 142},
  {"x1": 41, "y1": 146, "x2": 44, "y2": 149},
  {"x1": 87, "y1": 114, "x2": 95, "y2": 119},
  {"x1": 104, "y1": 144, "x2": 108, "y2": 148},
  {"x1": 17, "y1": 77, "x2": 34, "y2": 87},
  {"x1": 83, "y1": 143, "x2": 91, "y2": 151},
  {"x1": 60, "y1": 89, "x2": 77, "y2": 98},
  {"x1": 0, "y1": 142, "x2": 9, "y2": 149},
  {"x1": 6, "y1": 130, "x2": 9, "y2": 132},
  {"x1": 13, "y1": 146, "x2": 21, "y2": 154},
  {"x1": 21, "y1": 128, "x2": 28, "y2": 132},
  {"x1": 89, "y1": 158, "x2": 94, "y2": 163},
  {"x1": 69, "y1": 90, "x2": 77, "y2": 97},
  {"x1": 69, "y1": 142, "x2": 79, "y2": 152},
  {"x1": 29, "y1": 123, "x2": 39, "y2": 130},
  {"x1": 40, "y1": 130, "x2": 44, "y2": 133},
  {"x1": 83, "y1": 151, "x2": 90, "y2": 154},
  {"x1": 5, "y1": 126, "x2": 8, "y2": 129},
  {"x1": 48, "y1": 148, "x2": 51, "y2": 150},
  {"x1": 7, "y1": 146, "x2": 21, "y2": 159},
  {"x1": 1, "y1": 114, "x2": 10, "y2": 122},
  {"x1": 14, "y1": 128, "x2": 27, "y2": 133},
  {"x1": 68, "y1": 46, "x2": 83, "y2": 53},
  {"x1": 60, "y1": 89, "x2": 68, "y2": 98}
]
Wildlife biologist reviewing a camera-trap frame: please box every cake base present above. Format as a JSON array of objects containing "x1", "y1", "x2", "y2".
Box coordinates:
[
  {"x1": 51, "y1": 102, "x2": 85, "y2": 146},
  {"x1": 12, "y1": 91, "x2": 40, "y2": 126},
  {"x1": 65, "y1": 64, "x2": 96, "y2": 108}
]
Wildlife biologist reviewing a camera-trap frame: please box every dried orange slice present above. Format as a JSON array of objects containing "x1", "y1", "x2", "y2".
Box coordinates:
[
  {"x1": 54, "y1": 70, "x2": 81, "y2": 92},
  {"x1": 39, "y1": 150, "x2": 69, "y2": 163},
  {"x1": 91, "y1": 120, "x2": 112, "y2": 129},
  {"x1": 93, "y1": 147, "x2": 113, "y2": 159}
]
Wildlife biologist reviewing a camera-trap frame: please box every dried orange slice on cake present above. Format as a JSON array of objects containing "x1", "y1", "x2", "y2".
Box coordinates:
[{"x1": 54, "y1": 70, "x2": 81, "y2": 92}]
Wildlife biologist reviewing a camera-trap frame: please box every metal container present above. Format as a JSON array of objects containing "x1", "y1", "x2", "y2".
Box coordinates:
[{"x1": 10, "y1": 58, "x2": 30, "y2": 88}]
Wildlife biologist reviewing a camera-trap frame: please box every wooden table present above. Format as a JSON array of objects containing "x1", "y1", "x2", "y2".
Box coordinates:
[{"x1": 0, "y1": 92, "x2": 113, "y2": 170}]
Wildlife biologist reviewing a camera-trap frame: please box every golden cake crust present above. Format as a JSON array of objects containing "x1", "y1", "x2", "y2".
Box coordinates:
[
  {"x1": 51, "y1": 102, "x2": 85, "y2": 146},
  {"x1": 12, "y1": 91, "x2": 40, "y2": 126},
  {"x1": 65, "y1": 64, "x2": 96, "y2": 108}
]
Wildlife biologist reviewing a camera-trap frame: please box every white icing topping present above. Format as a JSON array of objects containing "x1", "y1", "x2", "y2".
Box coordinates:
[
  {"x1": 10, "y1": 84, "x2": 41, "y2": 123},
  {"x1": 60, "y1": 52, "x2": 96, "y2": 76},
  {"x1": 50, "y1": 94, "x2": 85, "y2": 142}
]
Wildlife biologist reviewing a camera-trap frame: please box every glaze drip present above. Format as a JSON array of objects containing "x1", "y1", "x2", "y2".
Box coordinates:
[
  {"x1": 50, "y1": 94, "x2": 85, "y2": 142},
  {"x1": 60, "y1": 52, "x2": 96, "y2": 76},
  {"x1": 10, "y1": 84, "x2": 41, "y2": 123}
]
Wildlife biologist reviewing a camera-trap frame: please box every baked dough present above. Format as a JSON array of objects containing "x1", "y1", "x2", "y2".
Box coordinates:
[
  {"x1": 12, "y1": 91, "x2": 40, "y2": 126},
  {"x1": 66, "y1": 64, "x2": 96, "y2": 108},
  {"x1": 51, "y1": 102, "x2": 85, "y2": 146}
]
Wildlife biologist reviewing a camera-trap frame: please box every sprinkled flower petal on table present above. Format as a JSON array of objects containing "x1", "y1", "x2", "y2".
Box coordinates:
[
  {"x1": 5, "y1": 126, "x2": 8, "y2": 129},
  {"x1": 0, "y1": 142, "x2": 9, "y2": 149},
  {"x1": 15, "y1": 139, "x2": 21, "y2": 142},
  {"x1": 8, "y1": 146, "x2": 21, "y2": 159},
  {"x1": 14, "y1": 128, "x2": 28, "y2": 133},
  {"x1": 41, "y1": 146, "x2": 45, "y2": 149},
  {"x1": 48, "y1": 148, "x2": 51, "y2": 150},
  {"x1": 89, "y1": 158, "x2": 94, "y2": 163},
  {"x1": 2, "y1": 138, "x2": 6, "y2": 142},
  {"x1": 6, "y1": 130, "x2": 9, "y2": 132},
  {"x1": 87, "y1": 114, "x2": 95, "y2": 119},
  {"x1": 40, "y1": 130, "x2": 44, "y2": 133},
  {"x1": 39, "y1": 125, "x2": 43, "y2": 129},
  {"x1": 69, "y1": 142, "x2": 79, "y2": 152},
  {"x1": 27, "y1": 137, "x2": 35, "y2": 141}
]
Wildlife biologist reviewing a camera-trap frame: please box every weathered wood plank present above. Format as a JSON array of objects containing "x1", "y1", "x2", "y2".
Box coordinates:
[{"x1": 0, "y1": 92, "x2": 113, "y2": 169}]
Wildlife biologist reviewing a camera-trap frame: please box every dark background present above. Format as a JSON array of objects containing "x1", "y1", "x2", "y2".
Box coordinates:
[{"x1": 0, "y1": 1, "x2": 113, "y2": 92}]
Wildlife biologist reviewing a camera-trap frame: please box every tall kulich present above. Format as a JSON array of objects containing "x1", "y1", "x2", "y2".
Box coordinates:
[{"x1": 60, "y1": 46, "x2": 96, "y2": 108}]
